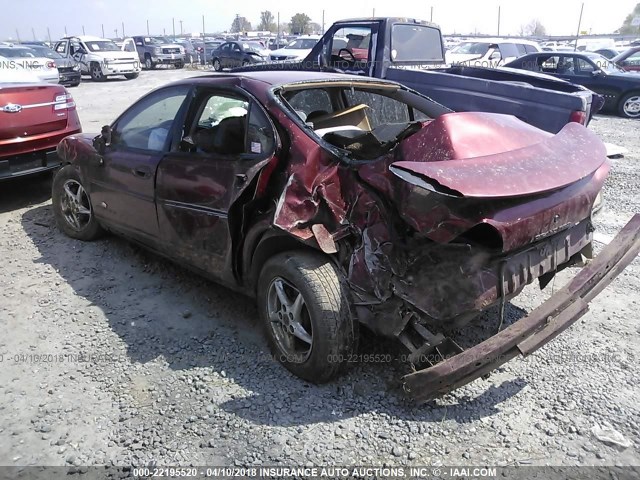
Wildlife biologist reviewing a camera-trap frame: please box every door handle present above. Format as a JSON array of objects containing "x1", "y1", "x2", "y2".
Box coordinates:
[
  {"x1": 235, "y1": 173, "x2": 247, "y2": 185},
  {"x1": 133, "y1": 166, "x2": 151, "y2": 178}
]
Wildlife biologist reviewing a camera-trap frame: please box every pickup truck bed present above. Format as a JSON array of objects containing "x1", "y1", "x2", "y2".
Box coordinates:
[{"x1": 386, "y1": 66, "x2": 598, "y2": 133}]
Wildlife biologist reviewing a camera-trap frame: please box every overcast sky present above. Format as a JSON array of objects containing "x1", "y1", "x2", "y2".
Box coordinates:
[{"x1": 3, "y1": 0, "x2": 639, "y2": 41}]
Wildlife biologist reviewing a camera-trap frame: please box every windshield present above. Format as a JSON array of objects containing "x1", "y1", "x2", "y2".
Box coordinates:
[
  {"x1": 153, "y1": 37, "x2": 172, "y2": 44},
  {"x1": 25, "y1": 46, "x2": 62, "y2": 59},
  {"x1": 450, "y1": 42, "x2": 491, "y2": 55},
  {"x1": 286, "y1": 38, "x2": 319, "y2": 49},
  {"x1": 243, "y1": 42, "x2": 264, "y2": 53},
  {"x1": 85, "y1": 41, "x2": 120, "y2": 52},
  {"x1": 0, "y1": 48, "x2": 35, "y2": 58}
]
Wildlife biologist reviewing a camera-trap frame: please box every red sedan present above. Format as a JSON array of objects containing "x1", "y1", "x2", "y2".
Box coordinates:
[
  {"x1": 52, "y1": 71, "x2": 640, "y2": 401},
  {"x1": 0, "y1": 82, "x2": 80, "y2": 180},
  {"x1": 612, "y1": 46, "x2": 640, "y2": 73}
]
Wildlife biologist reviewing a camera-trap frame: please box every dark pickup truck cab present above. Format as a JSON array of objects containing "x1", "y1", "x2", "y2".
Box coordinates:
[{"x1": 240, "y1": 17, "x2": 602, "y2": 134}]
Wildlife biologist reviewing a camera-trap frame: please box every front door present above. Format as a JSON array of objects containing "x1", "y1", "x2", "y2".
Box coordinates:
[
  {"x1": 89, "y1": 84, "x2": 191, "y2": 244},
  {"x1": 156, "y1": 88, "x2": 277, "y2": 284}
]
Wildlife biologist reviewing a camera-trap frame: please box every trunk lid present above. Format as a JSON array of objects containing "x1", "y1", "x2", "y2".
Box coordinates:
[
  {"x1": 0, "y1": 83, "x2": 70, "y2": 140},
  {"x1": 369, "y1": 112, "x2": 608, "y2": 251}
]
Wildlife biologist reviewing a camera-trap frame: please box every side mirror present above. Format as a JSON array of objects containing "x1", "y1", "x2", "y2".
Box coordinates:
[
  {"x1": 591, "y1": 69, "x2": 602, "y2": 76},
  {"x1": 93, "y1": 125, "x2": 112, "y2": 155}
]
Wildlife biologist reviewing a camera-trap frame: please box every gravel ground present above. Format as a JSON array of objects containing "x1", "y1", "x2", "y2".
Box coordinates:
[{"x1": 0, "y1": 69, "x2": 639, "y2": 469}]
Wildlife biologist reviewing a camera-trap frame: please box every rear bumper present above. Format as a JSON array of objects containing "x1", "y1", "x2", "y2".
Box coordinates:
[
  {"x1": 59, "y1": 71, "x2": 81, "y2": 86},
  {"x1": 0, "y1": 149, "x2": 61, "y2": 181},
  {"x1": 402, "y1": 214, "x2": 640, "y2": 402}
]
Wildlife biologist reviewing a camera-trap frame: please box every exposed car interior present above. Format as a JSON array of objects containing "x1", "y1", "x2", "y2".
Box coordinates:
[{"x1": 281, "y1": 83, "x2": 450, "y2": 160}]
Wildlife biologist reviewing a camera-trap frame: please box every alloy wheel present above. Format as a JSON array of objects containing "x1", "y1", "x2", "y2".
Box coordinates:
[
  {"x1": 267, "y1": 277, "x2": 313, "y2": 362},
  {"x1": 60, "y1": 179, "x2": 92, "y2": 231},
  {"x1": 623, "y1": 95, "x2": 640, "y2": 118}
]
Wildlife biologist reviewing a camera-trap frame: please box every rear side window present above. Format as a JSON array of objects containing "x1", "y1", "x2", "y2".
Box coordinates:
[
  {"x1": 285, "y1": 89, "x2": 333, "y2": 120},
  {"x1": 515, "y1": 43, "x2": 527, "y2": 56},
  {"x1": 524, "y1": 44, "x2": 538, "y2": 54}
]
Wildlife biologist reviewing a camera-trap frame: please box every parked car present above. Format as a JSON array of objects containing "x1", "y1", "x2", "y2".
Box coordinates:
[
  {"x1": 22, "y1": 44, "x2": 81, "y2": 87},
  {"x1": 593, "y1": 48, "x2": 621, "y2": 59},
  {"x1": 268, "y1": 37, "x2": 289, "y2": 50},
  {"x1": 211, "y1": 41, "x2": 266, "y2": 70},
  {"x1": 53, "y1": 36, "x2": 140, "y2": 81},
  {"x1": 505, "y1": 52, "x2": 640, "y2": 118},
  {"x1": 269, "y1": 36, "x2": 322, "y2": 62},
  {"x1": 52, "y1": 71, "x2": 640, "y2": 401},
  {"x1": 237, "y1": 17, "x2": 602, "y2": 134},
  {"x1": 0, "y1": 81, "x2": 80, "y2": 180},
  {"x1": 121, "y1": 36, "x2": 185, "y2": 70},
  {"x1": 446, "y1": 38, "x2": 540, "y2": 67},
  {"x1": 171, "y1": 39, "x2": 197, "y2": 63},
  {"x1": 0, "y1": 45, "x2": 59, "y2": 83},
  {"x1": 612, "y1": 46, "x2": 640, "y2": 73}
]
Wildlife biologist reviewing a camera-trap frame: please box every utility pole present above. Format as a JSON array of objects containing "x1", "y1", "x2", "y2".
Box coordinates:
[
  {"x1": 122, "y1": 21, "x2": 125, "y2": 37},
  {"x1": 47, "y1": 27, "x2": 51, "y2": 43},
  {"x1": 114, "y1": 28, "x2": 118, "y2": 38},
  {"x1": 64, "y1": 26, "x2": 67, "y2": 36},
  {"x1": 101, "y1": 24, "x2": 105, "y2": 38},
  {"x1": 82, "y1": 25, "x2": 85, "y2": 35},
  {"x1": 16, "y1": 29, "x2": 21, "y2": 42},
  {"x1": 179, "y1": 20, "x2": 183, "y2": 36},
  {"x1": 172, "y1": 18, "x2": 176, "y2": 37},
  {"x1": 574, "y1": 2, "x2": 584, "y2": 51},
  {"x1": 497, "y1": 6, "x2": 501, "y2": 36},
  {"x1": 202, "y1": 15, "x2": 205, "y2": 38},
  {"x1": 430, "y1": 6, "x2": 433, "y2": 22},
  {"x1": 321, "y1": 10, "x2": 324, "y2": 33},
  {"x1": 32, "y1": 27, "x2": 36, "y2": 41},
  {"x1": 147, "y1": 19, "x2": 149, "y2": 35},
  {"x1": 277, "y1": 12, "x2": 280, "y2": 39},
  {"x1": 372, "y1": 8, "x2": 375, "y2": 17}
]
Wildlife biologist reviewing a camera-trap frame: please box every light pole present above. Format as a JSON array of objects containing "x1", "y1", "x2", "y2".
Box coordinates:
[{"x1": 179, "y1": 20, "x2": 183, "y2": 36}]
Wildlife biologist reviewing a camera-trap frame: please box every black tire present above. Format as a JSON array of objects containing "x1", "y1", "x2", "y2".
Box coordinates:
[
  {"x1": 257, "y1": 251, "x2": 358, "y2": 383},
  {"x1": 52, "y1": 165, "x2": 103, "y2": 241},
  {"x1": 90, "y1": 63, "x2": 105, "y2": 82},
  {"x1": 144, "y1": 55, "x2": 155, "y2": 70},
  {"x1": 175, "y1": 62, "x2": 184, "y2": 69},
  {"x1": 212, "y1": 58, "x2": 222, "y2": 71},
  {"x1": 617, "y1": 92, "x2": 640, "y2": 119},
  {"x1": 124, "y1": 73, "x2": 139, "y2": 79}
]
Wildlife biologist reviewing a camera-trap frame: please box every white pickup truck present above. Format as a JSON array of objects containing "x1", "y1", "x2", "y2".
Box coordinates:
[{"x1": 53, "y1": 36, "x2": 141, "y2": 81}]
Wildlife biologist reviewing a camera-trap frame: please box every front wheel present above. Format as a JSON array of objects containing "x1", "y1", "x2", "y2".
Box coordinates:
[
  {"x1": 212, "y1": 58, "x2": 222, "y2": 71},
  {"x1": 52, "y1": 165, "x2": 103, "y2": 241},
  {"x1": 124, "y1": 73, "x2": 139, "y2": 79},
  {"x1": 144, "y1": 55, "x2": 155, "y2": 70},
  {"x1": 257, "y1": 251, "x2": 358, "y2": 383},
  {"x1": 618, "y1": 92, "x2": 640, "y2": 118},
  {"x1": 90, "y1": 63, "x2": 104, "y2": 82}
]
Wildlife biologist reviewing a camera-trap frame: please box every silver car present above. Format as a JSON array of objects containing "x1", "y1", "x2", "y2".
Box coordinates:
[{"x1": 0, "y1": 45, "x2": 59, "y2": 83}]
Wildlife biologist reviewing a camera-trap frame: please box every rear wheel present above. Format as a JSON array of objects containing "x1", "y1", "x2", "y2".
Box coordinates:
[
  {"x1": 52, "y1": 165, "x2": 103, "y2": 241},
  {"x1": 90, "y1": 63, "x2": 104, "y2": 82},
  {"x1": 124, "y1": 73, "x2": 139, "y2": 79},
  {"x1": 212, "y1": 58, "x2": 222, "y2": 71},
  {"x1": 175, "y1": 62, "x2": 184, "y2": 69},
  {"x1": 618, "y1": 92, "x2": 640, "y2": 118},
  {"x1": 257, "y1": 251, "x2": 358, "y2": 383}
]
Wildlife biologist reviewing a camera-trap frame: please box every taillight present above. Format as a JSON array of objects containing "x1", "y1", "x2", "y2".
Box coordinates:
[
  {"x1": 53, "y1": 93, "x2": 76, "y2": 112},
  {"x1": 46, "y1": 61, "x2": 56, "y2": 69},
  {"x1": 569, "y1": 110, "x2": 587, "y2": 125}
]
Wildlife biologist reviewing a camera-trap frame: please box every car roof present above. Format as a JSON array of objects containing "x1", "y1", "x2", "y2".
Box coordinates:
[
  {"x1": 176, "y1": 71, "x2": 399, "y2": 88},
  {"x1": 61, "y1": 35, "x2": 110, "y2": 42}
]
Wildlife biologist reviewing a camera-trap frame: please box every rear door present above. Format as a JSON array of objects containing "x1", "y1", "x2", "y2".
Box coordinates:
[
  {"x1": 156, "y1": 87, "x2": 278, "y2": 282},
  {"x1": 89, "y1": 84, "x2": 191, "y2": 244}
]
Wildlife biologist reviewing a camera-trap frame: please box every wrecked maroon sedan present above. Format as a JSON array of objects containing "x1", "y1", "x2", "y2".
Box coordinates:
[{"x1": 53, "y1": 71, "x2": 640, "y2": 401}]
